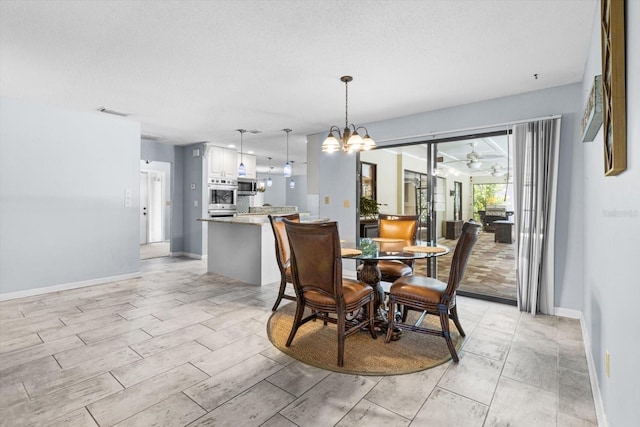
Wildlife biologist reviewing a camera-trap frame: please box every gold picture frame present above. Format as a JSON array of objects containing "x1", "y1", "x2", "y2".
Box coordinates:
[{"x1": 601, "y1": 0, "x2": 626, "y2": 176}]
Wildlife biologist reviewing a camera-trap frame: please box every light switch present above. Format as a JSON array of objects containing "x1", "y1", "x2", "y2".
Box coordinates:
[
  {"x1": 194, "y1": 200, "x2": 198, "y2": 207},
  {"x1": 343, "y1": 199, "x2": 350, "y2": 208},
  {"x1": 124, "y1": 188, "x2": 132, "y2": 207},
  {"x1": 191, "y1": 183, "x2": 196, "y2": 190},
  {"x1": 324, "y1": 196, "x2": 330, "y2": 204}
]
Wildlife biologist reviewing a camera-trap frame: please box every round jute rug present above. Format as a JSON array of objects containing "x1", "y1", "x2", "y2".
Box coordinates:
[{"x1": 266, "y1": 303, "x2": 464, "y2": 375}]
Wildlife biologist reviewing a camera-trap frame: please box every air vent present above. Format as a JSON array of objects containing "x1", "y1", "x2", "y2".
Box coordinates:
[
  {"x1": 97, "y1": 107, "x2": 131, "y2": 117},
  {"x1": 141, "y1": 133, "x2": 164, "y2": 141}
]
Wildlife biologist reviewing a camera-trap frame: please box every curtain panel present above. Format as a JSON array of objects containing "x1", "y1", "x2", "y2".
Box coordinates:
[{"x1": 513, "y1": 118, "x2": 561, "y2": 314}]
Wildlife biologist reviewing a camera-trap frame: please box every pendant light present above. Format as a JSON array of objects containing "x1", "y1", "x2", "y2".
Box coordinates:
[
  {"x1": 282, "y1": 128, "x2": 292, "y2": 177},
  {"x1": 289, "y1": 161, "x2": 295, "y2": 189},
  {"x1": 266, "y1": 157, "x2": 273, "y2": 187},
  {"x1": 236, "y1": 129, "x2": 246, "y2": 177}
]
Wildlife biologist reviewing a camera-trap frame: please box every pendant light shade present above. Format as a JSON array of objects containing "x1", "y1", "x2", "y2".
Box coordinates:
[
  {"x1": 282, "y1": 129, "x2": 292, "y2": 177},
  {"x1": 266, "y1": 157, "x2": 273, "y2": 187},
  {"x1": 236, "y1": 129, "x2": 247, "y2": 177},
  {"x1": 289, "y1": 160, "x2": 295, "y2": 188}
]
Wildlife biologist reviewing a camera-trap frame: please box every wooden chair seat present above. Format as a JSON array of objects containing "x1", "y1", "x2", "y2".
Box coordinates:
[
  {"x1": 284, "y1": 220, "x2": 376, "y2": 367},
  {"x1": 386, "y1": 220, "x2": 481, "y2": 363}
]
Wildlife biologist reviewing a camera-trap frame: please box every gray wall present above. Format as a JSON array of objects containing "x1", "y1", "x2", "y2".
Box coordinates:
[
  {"x1": 140, "y1": 139, "x2": 185, "y2": 253},
  {"x1": 258, "y1": 173, "x2": 287, "y2": 207},
  {"x1": 581, "y1": 2, "x2": 640, "y2": 425},
  {"x1": 313, "y1": 83, "x2": 584, "y2": 311},
  {"x1": 181, "y1": 144, "x2": 207, "y2": 258},
  {"x1": 0, "y1": 97, "x2": 140, "y2": 294}
]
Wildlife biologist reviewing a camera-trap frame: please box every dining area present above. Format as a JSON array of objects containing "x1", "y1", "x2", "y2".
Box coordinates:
[{"x1": 265, "y1": 212, "x2": 481, "y2": 371}]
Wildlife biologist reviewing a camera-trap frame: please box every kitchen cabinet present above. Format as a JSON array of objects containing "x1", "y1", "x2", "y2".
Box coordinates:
[
  {"x1": 207, "y1": 145, "x2": 238, "y2": 178},
  {"x1": 239, "y1": 153, "x2": 257, "y2": 178}
]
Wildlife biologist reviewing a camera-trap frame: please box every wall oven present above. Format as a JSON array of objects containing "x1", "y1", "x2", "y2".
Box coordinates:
[{"x1": 208, "y1": 178, "x2": 237, "y2": 216}]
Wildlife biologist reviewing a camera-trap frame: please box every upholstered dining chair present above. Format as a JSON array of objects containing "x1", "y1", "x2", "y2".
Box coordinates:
[
  {"x1": 283, "y1": 219, "x2": 377, "y2": 367},
  {"x1": 385, "y1": 220, "x2": 480, "y2": 363},
  {"x1": 268, "y1": 213, "x2": 300, "y2": 311},
  {"x1": 376, "y1": 214, "x2": 419, "y2": 282}
]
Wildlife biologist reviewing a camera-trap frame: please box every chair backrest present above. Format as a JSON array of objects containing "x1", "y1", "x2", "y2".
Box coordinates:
[
  {"x1": 284, "y1": 220, "x2": 342, "y2": 301},
  {"x1": 444, "y1": 220, "x2": 481, "y2": 297},
  {"x1": 378, "y1": 214, "x2": 418, "y2": 243},
  {"x1": 268, "y1": 213, "x2": 300, "y2": 274}
]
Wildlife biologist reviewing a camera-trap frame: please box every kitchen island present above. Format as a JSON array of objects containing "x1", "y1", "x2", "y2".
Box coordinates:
[{"x1": 200, "y1": 216, "x2": 280, "y2": 286}]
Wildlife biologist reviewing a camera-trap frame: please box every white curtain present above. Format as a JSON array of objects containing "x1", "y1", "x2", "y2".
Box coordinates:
[{"x1": 513, "y1": 118, "x2": 561, "y2": 314}]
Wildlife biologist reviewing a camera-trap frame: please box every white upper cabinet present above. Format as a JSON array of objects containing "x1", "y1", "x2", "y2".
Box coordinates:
[
  {"x1": 240, "y1": 153, "x2": 257, "y2": 178},
  {"x1": 207, "y1": 145, "x2": 238, "y2": 178}
]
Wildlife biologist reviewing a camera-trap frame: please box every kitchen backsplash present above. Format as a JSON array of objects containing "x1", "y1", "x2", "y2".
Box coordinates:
[{"x1": 249, "y1": 205, "x2": 298, "y2": 214}]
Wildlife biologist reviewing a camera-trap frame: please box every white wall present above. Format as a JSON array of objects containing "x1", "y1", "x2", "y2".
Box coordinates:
[
  {"x1": 0, "y1": 98, "x2": 140, "y2": 295},
  {"x1": 581, "y1": 2, "x2": 640, "y2": 425},
  {"x1": 359, "y1": 149, "x2": 400, "y2": 214}
]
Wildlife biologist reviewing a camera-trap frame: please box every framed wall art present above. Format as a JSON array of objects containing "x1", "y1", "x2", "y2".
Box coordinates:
[{"x1": 601, "y1": 0, "x2": 626, "y2": 176}]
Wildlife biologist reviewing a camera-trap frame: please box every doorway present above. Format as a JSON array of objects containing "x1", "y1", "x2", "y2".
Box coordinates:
[
  {"x1": 359, "y1": 131, "x2": 517, "y2": 304},
  {"x1": 140, "y1": 160, "x2": 171, "y2": 259}
]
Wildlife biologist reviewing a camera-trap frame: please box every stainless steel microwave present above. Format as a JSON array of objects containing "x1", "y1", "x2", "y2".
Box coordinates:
[{"x1": 237, "y1": 178, "x2": 257, "y2": 195}]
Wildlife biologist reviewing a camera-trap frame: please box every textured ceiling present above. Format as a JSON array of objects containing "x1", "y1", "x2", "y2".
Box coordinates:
[{"x1": 0, "y1": 0, "x2": 597, "y2": 174}]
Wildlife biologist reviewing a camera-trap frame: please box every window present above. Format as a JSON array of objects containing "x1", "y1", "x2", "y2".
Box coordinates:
[{"x1": 360, "y1": 162, "x2": 377, "y2": 199}]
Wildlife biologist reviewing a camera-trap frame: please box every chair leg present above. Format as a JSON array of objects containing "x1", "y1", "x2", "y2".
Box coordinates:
[
  {"x1": 401, "y1": 304, "x2": 409, "y2": 322},
  {"x1": 368, "y1": 298, "x2": 377, "y2": 340},
  {"x1": 439, "y1": 309, "x2": 459, "y2": 363},
  {"x1": 337, "y1": 308, "x2": 345, "y2": 366},
  {"x1": 450, "y1": 305, "x2": 465, "y2": 337},
  {"x1": 271, "y1": 277, "x2": 287, "y2": 311},
  {"x1": 385, "y1": 297, "x2": 396, "y2": 343},
  {"x1": 286, "y1": 302, "x2": 306, "y2": 347}
]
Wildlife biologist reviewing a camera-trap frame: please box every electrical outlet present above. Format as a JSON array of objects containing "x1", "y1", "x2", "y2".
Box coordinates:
[
  {"x1": 605, "y1": 351, "x2": 610, "y2": 377},
  {"x1": 324, "y1": 196, "x2": 330, "y2": 204},
  {"x1": 343, "y1": 199, "x2": 350, "y2": 208}
]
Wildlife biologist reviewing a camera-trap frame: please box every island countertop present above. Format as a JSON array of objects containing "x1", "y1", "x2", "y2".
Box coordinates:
[
  {"x1": 198, "y1": 213, "x2": 325, "y2": 226},
  {"x1": 198, "y1": 216, "x2": 270, "y2": 225}
]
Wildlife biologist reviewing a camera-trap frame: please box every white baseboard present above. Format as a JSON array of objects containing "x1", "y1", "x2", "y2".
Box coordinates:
[
  {"x1": 579, "y1": 313, "x2": 609, "y2": 427},
  {"x1": 553, "y1": 306, "x2": 582, "y2": 319},
  {"x1": 0, "y1": 272, "x2": 141, "y2": 301},
  {"x1": 183, "y1": 252, "x2": 207, "y2": 260}
]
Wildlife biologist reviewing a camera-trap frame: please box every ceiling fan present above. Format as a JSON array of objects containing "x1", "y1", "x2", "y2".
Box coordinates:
[{"x1": 465, "y1": 141, "x2": 502, "y2": 168}]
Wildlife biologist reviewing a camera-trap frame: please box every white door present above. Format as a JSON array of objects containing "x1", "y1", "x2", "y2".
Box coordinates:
[
  {"x1": 147, "y1": 171, "x2": 164, "y2": 243},
  {"x1": 139, "y1": 171, "x2": 149, "y2": 244}
]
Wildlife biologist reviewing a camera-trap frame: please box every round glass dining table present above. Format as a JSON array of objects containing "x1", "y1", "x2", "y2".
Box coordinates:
[{"x1": 341, "y1": 237, "x2": 450, "y2": 335}]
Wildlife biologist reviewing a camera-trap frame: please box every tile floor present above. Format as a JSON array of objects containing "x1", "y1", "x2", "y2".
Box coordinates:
[{"x1": 0, "y1": 257, "x2": 598, "y2": 426}]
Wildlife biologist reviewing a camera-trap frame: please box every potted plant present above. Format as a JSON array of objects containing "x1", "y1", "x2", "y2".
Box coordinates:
[{"x1": 360, "y1": 196, "x2": 381, "y2": 220}]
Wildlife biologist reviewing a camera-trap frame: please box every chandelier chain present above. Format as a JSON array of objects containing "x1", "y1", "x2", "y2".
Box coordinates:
[{"x1": 344, "y1": 79, "x2": 349, "y2": 129}]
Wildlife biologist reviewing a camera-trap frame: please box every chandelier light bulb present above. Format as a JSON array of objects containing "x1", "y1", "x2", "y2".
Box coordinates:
[
  {"x1": 289, "y1": 179, "x2": 295, "y2": 189},
  {"x1": 238, "y1": 162, "x2": 246, "y2": 176},
  {"x1": 267, "y1": 177, "x2": 272, "y2": 187}
]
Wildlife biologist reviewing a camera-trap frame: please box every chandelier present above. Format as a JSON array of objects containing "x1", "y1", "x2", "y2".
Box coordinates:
[{"x1": 321, "y1": 76, "x2": 375, "y2": 153}]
